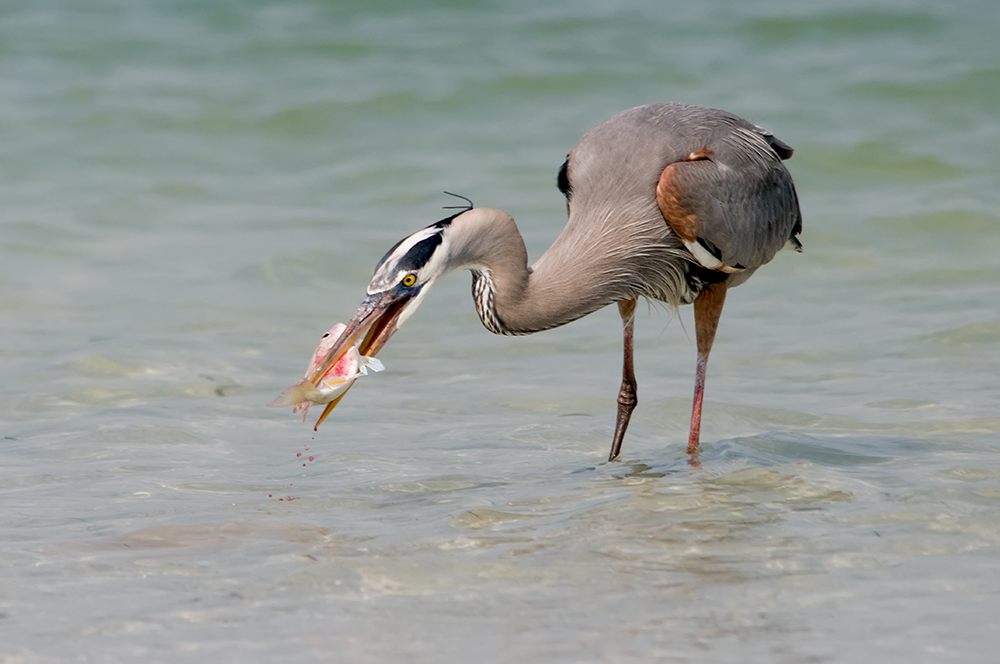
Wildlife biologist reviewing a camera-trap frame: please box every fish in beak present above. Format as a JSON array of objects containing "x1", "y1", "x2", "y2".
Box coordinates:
[
  {"x1": 268, "y1": 288, "x2": 420, "y2": 431},
  {"x1": 271, "y1": 213, "x2": 450, "y2": 431},
  {"x1": 267, "y1": 320, "x2": 385, "y2": 428}
]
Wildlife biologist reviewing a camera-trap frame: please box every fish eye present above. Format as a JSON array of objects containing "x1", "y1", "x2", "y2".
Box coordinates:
[{"x1": 401, "y1": 273, "x2": 417, "y2": 287}]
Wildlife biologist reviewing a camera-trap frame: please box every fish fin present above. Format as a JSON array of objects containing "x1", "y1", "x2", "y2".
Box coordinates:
[
  {"x1": 361, "y1": 356, "x2": 385, "y2": 373},
  {"x1": 266, "y1": 379, "x2": 324, "y2": 408}
]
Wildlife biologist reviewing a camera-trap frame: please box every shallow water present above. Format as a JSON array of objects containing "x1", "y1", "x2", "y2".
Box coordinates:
[{"x1": 2, "y1": 0, "x2": 999, "y2": 661}]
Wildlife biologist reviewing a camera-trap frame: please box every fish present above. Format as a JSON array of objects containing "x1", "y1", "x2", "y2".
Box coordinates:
[{"x1": 267, "y1": 323, "x2": 384, "y2": 422}]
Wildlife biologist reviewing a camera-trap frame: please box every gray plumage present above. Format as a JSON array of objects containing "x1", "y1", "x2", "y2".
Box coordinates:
[
  {"x1": 304, "y1": 102, "x2": 802, "y2": 460},
  {"x1": 437, "y1": 103, "x2": 800, "y2": 334}
]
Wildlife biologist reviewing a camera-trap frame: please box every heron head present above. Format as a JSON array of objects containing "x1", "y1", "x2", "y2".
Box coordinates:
[{"x1": 304, "y1": 212, "x2": 462, "y2": 428}]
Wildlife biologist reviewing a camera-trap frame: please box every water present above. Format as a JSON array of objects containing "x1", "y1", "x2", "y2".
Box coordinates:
[{"x1": 2, "y1": 0, "x2": 999, "y2": 661}]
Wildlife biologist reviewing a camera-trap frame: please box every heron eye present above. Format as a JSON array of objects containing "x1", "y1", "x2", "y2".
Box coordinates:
[{"x1": 401, "y1": 273, "x2": 417, "y2": 287}]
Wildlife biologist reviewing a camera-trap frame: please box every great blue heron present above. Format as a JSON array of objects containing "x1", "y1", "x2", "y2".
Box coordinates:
[{"x1": 301, "y1": 102, "x2": 801, "y2": 461}]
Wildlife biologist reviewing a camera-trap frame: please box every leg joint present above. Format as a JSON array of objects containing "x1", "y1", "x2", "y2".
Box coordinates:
[{"x1": 617, "y1": 386, "x2": 637, "y2": 409}]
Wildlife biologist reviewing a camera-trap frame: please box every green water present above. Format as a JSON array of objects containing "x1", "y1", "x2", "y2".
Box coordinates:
[{"x1": 2, "y1": 0, "x2": 999, "y2": 661}]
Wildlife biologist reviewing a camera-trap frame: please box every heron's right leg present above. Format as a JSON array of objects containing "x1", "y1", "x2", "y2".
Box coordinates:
[
  {"x1": 688, "y1": 281, "x2": 727, "y2": 453},
  {"x1": 608, "y1": 299, "x2": 638, "y2": 461}
]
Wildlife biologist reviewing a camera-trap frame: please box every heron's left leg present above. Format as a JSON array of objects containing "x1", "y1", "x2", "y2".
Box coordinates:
[
  {"x1": 608, "y1": 299, "x2": 638, "y2": 461},
  {"x1": 688, "y1": 281, "x2": 727, "y2": 453}
]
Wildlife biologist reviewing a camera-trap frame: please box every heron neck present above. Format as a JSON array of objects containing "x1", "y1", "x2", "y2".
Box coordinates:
[{"x1": 448, "y1": 208, "x2": 616, "y2": 335}]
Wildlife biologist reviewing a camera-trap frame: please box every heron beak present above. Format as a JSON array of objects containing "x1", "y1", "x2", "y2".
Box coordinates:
[{"x1": 307, "y1": 289, "x2": 414, "y2": 430}]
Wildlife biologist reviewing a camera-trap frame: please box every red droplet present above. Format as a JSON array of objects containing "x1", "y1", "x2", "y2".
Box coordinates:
[
  {"x1": 268, "y1": 494, "x2": 273, "y2": 498},
  {"x1": 308, "y1": 456, "x2": 315, "y2": 462},
  {"x1": 296, "y1": 452, "x2": 302, "y2": 457}
]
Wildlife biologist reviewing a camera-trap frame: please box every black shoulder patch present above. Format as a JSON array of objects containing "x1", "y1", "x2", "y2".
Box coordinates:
[
  {"x1": 765, "y1": 135, "x2": 794, "y2": 160},
  {"x1": 556, "y1": 158, "x2": 572, "y2": 200}
]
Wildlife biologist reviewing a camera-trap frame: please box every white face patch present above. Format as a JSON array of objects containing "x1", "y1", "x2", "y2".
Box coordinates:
[{"x1": 367, "y1": 225, "x2": 451, "y2": 295}]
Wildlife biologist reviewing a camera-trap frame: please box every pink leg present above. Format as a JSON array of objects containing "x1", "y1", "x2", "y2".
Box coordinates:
[
  {"x1": 688, "y1": 353, "x2": 709, "y2": 452},
  {"x1": 608, "y1": 299, "x2": 638, "y2": 462},
  {"x1": 688, "y1": 282, "x2": 727, "y2": 454}
]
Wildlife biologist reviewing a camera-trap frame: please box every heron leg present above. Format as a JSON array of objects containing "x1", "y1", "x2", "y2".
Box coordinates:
[
  {"x1": 609, "y1": 299, "x2": 638, "y2": 462},
  {"x1": 688, "y1": 281, "x2": 727, "y2": 453}
]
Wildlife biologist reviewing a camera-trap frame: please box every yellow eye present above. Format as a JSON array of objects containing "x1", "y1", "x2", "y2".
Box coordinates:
[{"x1": 401, "y1": 273, "x2": 417, "y2": 287}]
